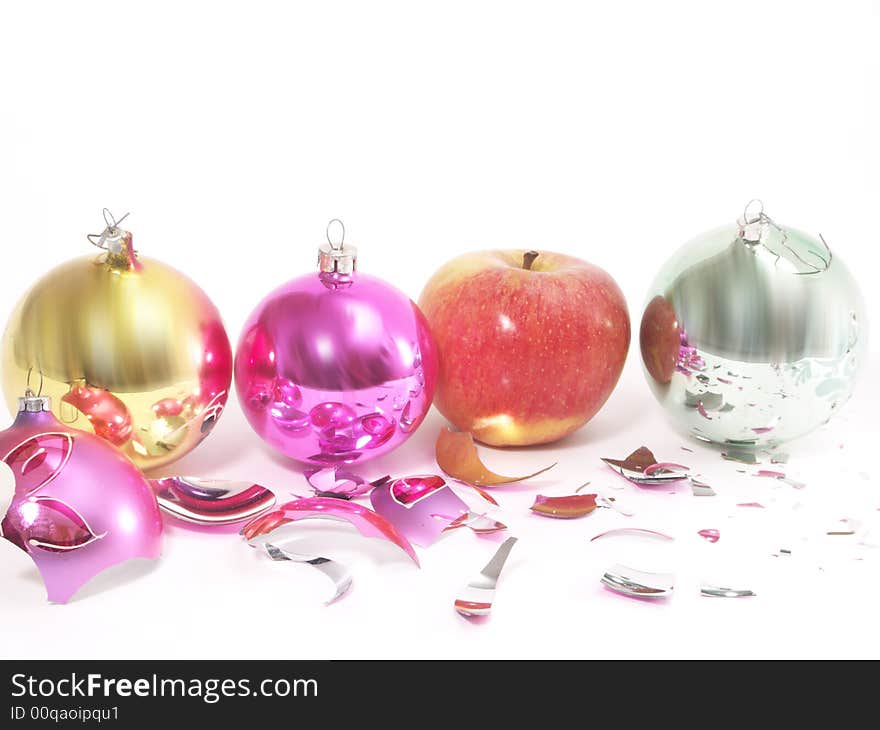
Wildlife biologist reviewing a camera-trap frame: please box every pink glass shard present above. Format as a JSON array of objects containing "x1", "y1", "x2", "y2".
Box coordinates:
[
  {"x1": 698, "y1": 529, "x2": 720, "y2": 543},
  {"x1": 62, "y1": 385, "x2": 133, "y2": 446},
  {"x1": 2, "y1": 432, "x2": 73, "y2": 496},
  {"x1": 737, "y1": 502, "x2": 765, "y2": 509},
  {"x1": 390, "y1": 474, "x2": 446, "y2": 505},
  {"x1": 150, "y1": 477, "x2": 276, "y2": 527},
  {"x1": 754, "y1": 470, "x2": 806, "y2": 489},
  {"x1": 590, "y1": 528, "x2": 674, "y2": 542},
  {"x1": 371, "y1": 475, "x2": 468, "y2": 548},
  {"x1": 303, "y1": 466, "x2": 386, "y2": 499},
  {"x1": 454, "y1": 599, "x2": 492, "y2": 616},
  {"x1": 243, "y1": 497, "x2": 419, "y2": 566}
]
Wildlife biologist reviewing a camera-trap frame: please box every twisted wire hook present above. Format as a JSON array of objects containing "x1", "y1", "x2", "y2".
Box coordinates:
[{"x1": 87, "y1": 208, "x2": 131, "y2": 250}]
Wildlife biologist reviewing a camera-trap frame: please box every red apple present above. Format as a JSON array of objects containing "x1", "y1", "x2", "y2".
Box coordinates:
[{"x1": 418, "y1": 249, "x2": 630, "y2": 446}]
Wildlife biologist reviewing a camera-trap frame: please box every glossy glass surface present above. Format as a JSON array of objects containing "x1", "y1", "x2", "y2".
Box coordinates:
[
  {"x1": 1, "y1": 234, "x2": 233, "y2": 470},
  {"x1": 235, "y1": 270, "x2": 438, "y2": 465},
  {"x1": 0, "y1": 405, "x2": 162, "y2": 603},
  {"x1": 640, "y1": 220, "x2": 867, "y2": 447}
]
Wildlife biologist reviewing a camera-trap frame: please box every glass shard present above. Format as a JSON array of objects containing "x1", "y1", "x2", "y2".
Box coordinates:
[
  {"x1": 444, "y1": 512, "x2": 507, "y2": 535},
  {"x1": 722, "y1": 449, "x2": 759, "y2": 465},
  {"x1": 827, "y1": 518, "x2": 858, "y2": 536},
  {"x1": 530, "y1": 493, "x2": 597, "y2": 519},
  {"x1": 700, "y1": 584, "x2": 755, "y2": 598},
  {"x1": 263, "y1": 542, "x2": 352, "y2": 605},
  {"x1": 243, "y1": 497, "x2": 419, "y2": 565},
  {"x1": 753, "y1": 470, "x2": 805, "y2": 489},
  {"x1": 690, "y1": 478, "x2": 717, "y2": 496},
  {"x1": 150, "y1": 476, "x2": 276, "y2": 527},
  {"x1": 600, "y1": 564, "x2": 674, "y2": 599},
  {"x1": 602, "y1": 446, "x2": 689, "y2": 485},
  {"x1": 454, "y1": 536, "x2": 517, "y2": 618},
  {"x1": 590, "y1": 528, "x2": 674, "y2": 542},
  {"x1": 436, "y1": 427, "x2": 555, "y2": 486},
  {"x1": 370, "y1": 475, "x2": 468, "y2": 547}
]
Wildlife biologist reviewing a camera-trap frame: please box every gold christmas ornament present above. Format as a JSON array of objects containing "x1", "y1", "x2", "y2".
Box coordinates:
[{"x1": 1, "y1": 210, "x2": 233, "y2": 471}]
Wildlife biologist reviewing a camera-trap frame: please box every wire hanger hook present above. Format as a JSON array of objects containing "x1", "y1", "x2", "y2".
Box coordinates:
[{"x1": 87, "y1": 208, "x2": 131, "y2": 250}]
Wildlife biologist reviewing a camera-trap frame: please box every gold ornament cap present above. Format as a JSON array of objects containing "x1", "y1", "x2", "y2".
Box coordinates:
[{"x1": 318, "y1": 219, "x2": 357, "y2": 275}]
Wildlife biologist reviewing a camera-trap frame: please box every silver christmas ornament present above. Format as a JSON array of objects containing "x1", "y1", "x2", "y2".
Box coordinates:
[{"x1": 639, "y1": 200, "x2": 867, "y2": 447}]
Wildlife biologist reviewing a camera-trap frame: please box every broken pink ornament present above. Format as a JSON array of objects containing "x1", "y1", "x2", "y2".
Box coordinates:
[
  {"x1": 242, "y1": 496, "x2": 420, "y2": 566},
  {"x1": 0, "y1": 393, "x2": 162, "y2": 603},
  {"x1": 371, "y1": 474, "x2": 470, "y2": 547},
  {"x1": 304, "y1": 466, "x2": 390, "y2": 499}
]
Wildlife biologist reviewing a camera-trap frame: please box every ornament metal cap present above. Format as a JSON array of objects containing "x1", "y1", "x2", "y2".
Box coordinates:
[
  {"x1": 737, "y1": 198, "x2": 766, "y2": 244},
  {"x1": 318, "y1": 219, "x2": 357, "y2": 275},
  {"x1": 86, "y1": 208, "x2": 137, "y2": 270},
  {"x1": 18, "y1": 389, "x2": 51, "y2": 413}
]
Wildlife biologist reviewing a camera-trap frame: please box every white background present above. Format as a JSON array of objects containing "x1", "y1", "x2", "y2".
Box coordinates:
[{"x1": 0, "y1": 1, "x2": 878, "y2": 659}]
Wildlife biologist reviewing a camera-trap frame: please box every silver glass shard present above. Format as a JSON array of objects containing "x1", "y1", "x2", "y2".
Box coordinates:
[
  {"x1": 264, "y1": 542, "x2": 353, "y2": 605},
  {"x1": 454, "y1": 536, "x2": 518, "y2": 618},
  {"x1": 601, "y1": 563, "x2": 674, "y2": 598},
  {"x1": 701, "y1": 584, "x2": 756, "y2": 598}
]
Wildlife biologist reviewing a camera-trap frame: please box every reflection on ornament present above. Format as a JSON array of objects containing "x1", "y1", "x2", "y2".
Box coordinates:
[
  {"x1": 1, "y1": 211, "x2": 233, "y2": 470},
  {"x1": 640, "y1": 201, "x2": 867, "y2": 447},
  {"x1": 234, "y1": 221, "x2": 438, "y2": 465},
  {"x1": 61, "y1": 383, "x2": 133, "y2": 445}
]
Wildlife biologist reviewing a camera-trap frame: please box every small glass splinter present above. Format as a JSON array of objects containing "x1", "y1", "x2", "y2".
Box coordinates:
[{"x1": 454, "y1": 537, "x2": 518, "y2": 618}]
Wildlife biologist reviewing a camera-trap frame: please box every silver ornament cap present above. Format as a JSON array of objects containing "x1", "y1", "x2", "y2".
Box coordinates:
[
  {"x1": 18, "y1": 389, "x2": 51, "y2": 413},
  {"x1": 318, "y1": 219, "x2": 358, "y2": 275}
]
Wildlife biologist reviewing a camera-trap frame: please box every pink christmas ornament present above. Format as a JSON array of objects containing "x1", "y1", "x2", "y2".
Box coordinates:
[
  {"x1": 0, "y1": 393, "x2": 163, "y2": 603},
  {"x1": 234, "y1": 221, "x2": 438, "y2": 465}
]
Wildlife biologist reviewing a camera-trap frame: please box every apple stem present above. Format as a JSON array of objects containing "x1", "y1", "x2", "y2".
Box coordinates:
[{"x1": 522, "y1": 250, "x2": 540, "y2": 270}]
